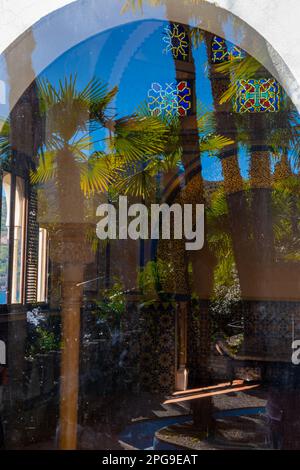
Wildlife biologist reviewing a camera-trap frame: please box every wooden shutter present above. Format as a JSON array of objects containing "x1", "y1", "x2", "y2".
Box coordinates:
[{"x1": 25, "y1": 186, "x2": 39, "y2": 304}]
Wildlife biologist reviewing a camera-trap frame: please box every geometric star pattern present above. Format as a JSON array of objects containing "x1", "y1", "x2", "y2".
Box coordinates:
[
  {"x1": 212, "y1": 35, "x2": 245, "y2": 63},
  {"x1": 163, "y1": 23, "x2": 189, "y2": 61},
  {"x1": 148, "y1": 81, "x2": 192, "y2": 117},
  {"x1": 234, "y1": 78, "x2": 280, "y2": 113}
]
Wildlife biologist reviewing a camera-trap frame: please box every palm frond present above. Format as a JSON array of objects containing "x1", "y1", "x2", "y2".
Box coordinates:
[
  {"x1": 121, "y1": 0, "x2": 161, "y2": 13},
  {"x1": 111, "y1": 114, "x2": 168, "y2": 163},
  {"x1": 135, "y1": 102, "x2": 181, "y2": 157},
  {"x1": 121, "y1": 0, "x2": 144, "y2": 13},
  {"x1": 114, "y1": 166, "x2": 155, "y2": 197},
  {"x1": 37, "y1": 78, "x2": 60, "y2": 113},
  {"x1": 0, "y1": 118, "x2": 10, "y2": 162},
  {"x1": 58, "y1": 75, "x2": 78, "y2": 102},
  {"x1": 197, "y1": 104, "x2": 216, "y2": 136},
  {"x1": 200, "y1": 134, "x2": 234, "y2": 153},
  {"x1": 147, "y1": 150, "x2": 181, "y2": 174},
  {"x1": 30, "y1": 151, "x2": 57, "y2": 184},
  {"x1": 38, "y1": 76, "x2": 118, "y2": 142},
  {"x1": 214, "y1": 56, "x2": 261, "y2": 105},
  {"x1": 89, "y1": 83, "x2": 118, "y2": 123},
  {"x1": 190, "y1": 27, "x2": 204, "y2": 49},
  {"x1": 80, "y1": 153, "x2": 118, "y2": 196},
  {"x1": 71, "y1": 135, "x2": 92, "y2": 162}
]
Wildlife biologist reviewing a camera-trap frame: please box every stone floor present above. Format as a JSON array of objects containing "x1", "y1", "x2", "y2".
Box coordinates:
[
  {"x1": 6, "y1": 389, "x2": 268, "y2": 450},
  {"x1": 213, "y1": 388, "x2": 266, "y2": 411}
]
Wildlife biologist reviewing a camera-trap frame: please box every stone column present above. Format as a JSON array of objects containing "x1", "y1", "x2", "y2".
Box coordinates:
[
  {"x1": 176, "y1": 302, "x2": 188, "y2": 390},
  {"x1": 50, "y1": 224, "x2": 94, "y2": 449}
]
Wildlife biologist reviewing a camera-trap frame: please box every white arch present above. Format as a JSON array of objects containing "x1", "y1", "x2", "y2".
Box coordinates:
[{"x1": 1, "y1": 0, "x2": 300, "y2": 112}]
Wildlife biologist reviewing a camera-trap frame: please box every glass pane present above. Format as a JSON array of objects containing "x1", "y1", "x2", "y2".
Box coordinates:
[
  {"x1": 37, "y1": 228, "x2": 48, "y2": 302},
  {"x1": 0, "y1": 0, "x2": 300, "y2": 453},
  {"x1": 0, "y1": 172, "x2": 11, "y2": 304},
  {"x1": 11, "y1": 176, "x2": 25, "y2": 303}
]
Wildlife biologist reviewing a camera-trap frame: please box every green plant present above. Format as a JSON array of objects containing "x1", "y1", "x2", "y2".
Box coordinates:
[
  {"x1": 94, "y1": 278, "x2": 126, "y2": 327},
  {"x1": 27, "y1": 325, "x2": 61, "y2": 358}
]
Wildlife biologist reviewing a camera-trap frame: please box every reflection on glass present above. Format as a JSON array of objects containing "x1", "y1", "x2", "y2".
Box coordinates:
[
  {"x1": 37, "y1": 227, "x2": 48, "y2": 303},
  {"x1": 11, "y1": 176, "x2": 25, "y2": 304},
  {"x1": 0, "y1": 172, "x2": 11, "y2": 304},
  {"x1": 0, "y1": 0, "x2": 300, "y2": 452}
]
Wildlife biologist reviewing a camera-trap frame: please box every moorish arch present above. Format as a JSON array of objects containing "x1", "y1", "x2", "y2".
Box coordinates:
[
  {"x1": 0, "y1": 0, "x2": 299, "y2": 117},
  {"x1": 1, "y1": 0, "x2": 300, "y2": 451}
]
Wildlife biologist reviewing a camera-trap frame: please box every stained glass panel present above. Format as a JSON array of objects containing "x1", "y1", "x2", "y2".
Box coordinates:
[
  {"x1": 148, "y1": 81, "x2": 192, "y2": 117},
  {"x1": 234, "y1": 78, "x2": 280, "y2": 113},
  {"x1": 211, "y1": 36, "x2": 228, "y2": 63},
  {"x1": 230, "y1": 44, "x2": 245, "y2": 61},
  {"x1": 211, "y1": 36, "x2": 245, "y2": 63},
  {"x1": 177, "y1": 80, "x2": 192, "y2": 116},
  {"x1": 163, "y1": 23, "x2": 189, "y2": 61}
]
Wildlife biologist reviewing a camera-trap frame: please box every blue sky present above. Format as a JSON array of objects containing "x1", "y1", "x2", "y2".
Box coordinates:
[{"x1": 38, "y1": 19, "x2": 251, "y2": 181}]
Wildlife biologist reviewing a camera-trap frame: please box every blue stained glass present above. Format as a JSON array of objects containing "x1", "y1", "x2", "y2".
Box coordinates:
[
  {"x1": 148, "y1": 81, "x2": 192, "y2": 117},
  {"x1": 211, "y1": 36, "x2": 246, "y2": 63},
  {"x1": 234, "y1": 78, "x2": 280, "y2": 113},
  {"x1": 163, "y1": 23, "x2": 189, "y2": 61}
]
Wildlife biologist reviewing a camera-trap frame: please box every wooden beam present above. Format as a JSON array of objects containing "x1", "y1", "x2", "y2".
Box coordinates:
[
  {"x1": 172, "y1": 379, "x2": 244, "y2": 396},
  {"x1": 164, "y1": 383, "x2": 260, "y2": 405}
]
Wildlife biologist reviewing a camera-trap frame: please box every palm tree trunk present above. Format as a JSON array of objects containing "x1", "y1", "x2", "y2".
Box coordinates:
[
  {"x1": 162, "y1": 16, "x2": 215, "y2": 432},
  {"x1": 248, "y1": 113, "x2": 274, "y2": 269},
  {"x1": 204, "y1": 32, "x2": 252, "y2": 296},
  {"x1": 249, "y1": 147, "x2": 274, "y2": 263}
]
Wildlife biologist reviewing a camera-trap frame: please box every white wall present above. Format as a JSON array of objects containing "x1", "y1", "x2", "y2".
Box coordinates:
[{"x1": 0, "y1": 0, "x2": 75, "y2": 54}]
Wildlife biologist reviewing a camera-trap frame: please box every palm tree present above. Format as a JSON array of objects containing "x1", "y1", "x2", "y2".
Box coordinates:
[
  {"x1": 30, "y1": 75, "x2": 168, "y2": 449},
  {"x1": 216, "y1": 55, "x2": 300, "y2": 280},
  {"x1": 120, "y1": 0, "x2": 235, "y2": 435},
  {"x1": 162, "y1": 12, "x2": 215, "y2": 427},
  {"x1": 213, "y1": 49, "x2": 300, "y2": 449},
  {"x1": 213, "y1": 54, "x2": 299, "y2": 268},
  {"x1": 121, "y1": 0, "x2": 300, "y2": 449},
  {"x1": 114, "y1": 105, "x2": 233, "y2": 197},
  {"x1": 114, "y1": 102, "x2": 233, "y2": 434},
  {"x1": 204, "y1": 32, "x2": 254, "y2": 298}
]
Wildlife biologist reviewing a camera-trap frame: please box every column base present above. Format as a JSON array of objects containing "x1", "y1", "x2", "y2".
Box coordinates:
[{"x1": 175, "y1": 367, "x2": 188, "y2": 391}]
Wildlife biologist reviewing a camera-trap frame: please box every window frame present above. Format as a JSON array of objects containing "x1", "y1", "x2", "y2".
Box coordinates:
[
  {"x1": 10, "y1": 175, "x2": 26, "y2": 304},
  {"x1": 37, "y1": 227, "x2": 49, "y2": 304},
  {"x1": 0, "y1": 168, "x2": 49, "y2": 312}
]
